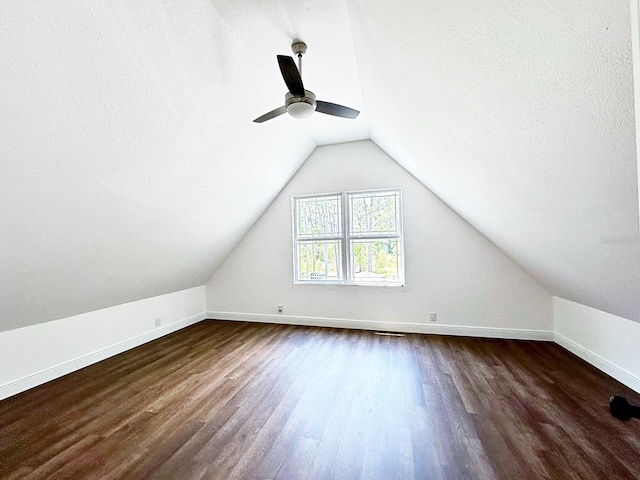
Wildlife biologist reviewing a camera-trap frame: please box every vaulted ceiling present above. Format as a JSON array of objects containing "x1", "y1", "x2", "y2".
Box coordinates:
[{"x1": 1, "y1": 0, "x2": 638, "y2": 331}]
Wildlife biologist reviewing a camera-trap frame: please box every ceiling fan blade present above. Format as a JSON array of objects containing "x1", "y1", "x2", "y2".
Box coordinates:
[
  {"x1": 253, "y1": 106, "x2": 287, "y2": 123},
  {"x1": 277, "y1": 55, "x2": 305, "y2": 96},
  {"x1": 316, "y1": 101, "x2": 360, "y2": 119}
]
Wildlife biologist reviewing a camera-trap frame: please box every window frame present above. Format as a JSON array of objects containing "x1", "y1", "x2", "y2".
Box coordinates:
[{"x1": 292, "y1": 188, "x2": 404, "y2": 286}]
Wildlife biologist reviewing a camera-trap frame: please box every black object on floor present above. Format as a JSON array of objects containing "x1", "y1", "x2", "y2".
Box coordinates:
[{"x1": 610, "y1": 395, "x2": 640, "y2": 421}]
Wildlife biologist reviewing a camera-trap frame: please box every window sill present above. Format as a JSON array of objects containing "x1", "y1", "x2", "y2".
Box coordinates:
[{"x1": 294, "y1": 281, "x2": 404, "y2": 287}]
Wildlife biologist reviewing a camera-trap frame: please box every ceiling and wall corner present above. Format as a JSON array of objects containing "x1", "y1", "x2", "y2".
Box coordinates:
[
  {"x1": 0, "y1": 1, "x2": 357, "y2": 331},
  {"x1": 346, "y1": 0, "x2": 640, "y2": 321},
  {"x1": 206, "y1": 140, "x2": 553, "y2": 332},
  {"x1": 1, "y1": 1, "x2": 638, "y2": 333}
]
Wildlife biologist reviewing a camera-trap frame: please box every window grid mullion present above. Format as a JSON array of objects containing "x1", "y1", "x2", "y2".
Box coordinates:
[
  {"x1": 342, "y1": 192, "x2": 350, "y2": 283},
  {"x1": 348, "y1": 233, "x2": 401, "y2": 240},
  {"x1": 296, "y1": 236, "x2": 344, "y2": 243}
]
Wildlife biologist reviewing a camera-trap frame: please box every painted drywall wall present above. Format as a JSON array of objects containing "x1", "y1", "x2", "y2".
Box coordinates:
[
  {"x1": 0, "y1": 286, "x2": 206, "y2": 400},
  {"x1": 554, "y1": 296, "x2": 640, "y2": 393},
  {"x1": 3, "y1": 1, "x2": 637, "y2": 335},
  {"x1": 632, "y1": 0, "x2": 640, "y2": 232},
  {"x1": 206, "y1": 141, "x2": 552, "y2": 336},
  {"x1": 0, "y1": 1, "x2": 323, "y2": 332},
  {"x1": 352, "y1": 0, "x2": 640, "y2": 323}
]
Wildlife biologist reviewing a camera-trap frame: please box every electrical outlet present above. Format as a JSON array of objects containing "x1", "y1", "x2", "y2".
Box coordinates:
[
  {"x1": 155, "y1": 317, "x2": 162, "y2": 327},
  {"x1": 278, "y1": 304, "x2": 283, "y2": 313},
  {"x1": 429, "y1": 312, "x2": 437, "y2": 322}
]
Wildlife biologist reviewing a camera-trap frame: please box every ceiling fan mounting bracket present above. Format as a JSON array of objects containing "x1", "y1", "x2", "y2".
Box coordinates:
[{"x1": 291, "y1": 41, "x2": 307, "y2": 57}]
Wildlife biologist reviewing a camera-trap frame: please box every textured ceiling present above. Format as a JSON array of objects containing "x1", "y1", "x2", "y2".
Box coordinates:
[
  {"x1": 349, "y1": 0, "x2": 640, "y2": 321},
  {"x1": 0, "y1": 0, "x2": 638, "y2": 331}
]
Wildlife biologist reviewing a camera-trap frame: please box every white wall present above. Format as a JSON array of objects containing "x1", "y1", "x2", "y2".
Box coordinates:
[
  {"x1": 362, "y1": 0, "x2": 640, "y2": 324},
  {"x1": 632, "y1": 0, "x2": 640, "y2": 219},
  {"x1": 554, "y1": 296, "x2": 640, "y2": 393},
  {"x1": 0, "y1": 286, "x2": 206, "y2": 400},
  {"x1": 206, "y1": 141, "x2": 553, "y2": 338}
]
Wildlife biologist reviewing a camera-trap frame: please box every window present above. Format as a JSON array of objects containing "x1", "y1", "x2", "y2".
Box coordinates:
[{"x1": 292, "y1": 189, "x2": 404, "y2": 285}]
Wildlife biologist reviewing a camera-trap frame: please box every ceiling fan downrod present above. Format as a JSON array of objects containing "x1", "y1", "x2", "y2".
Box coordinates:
[{"x1": 292, "y1": 41, "x2": 307, "y2": 79}]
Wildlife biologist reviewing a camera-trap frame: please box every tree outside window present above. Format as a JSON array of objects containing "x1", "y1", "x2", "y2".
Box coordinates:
[{"x1": 292, "y1": 189, "x2": 404, "y2": 285}]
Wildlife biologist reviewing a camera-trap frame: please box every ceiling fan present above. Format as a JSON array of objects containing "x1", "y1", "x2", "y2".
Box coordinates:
[{"x1": 253, "y1": 42, "x2": 360, "y2": 123}]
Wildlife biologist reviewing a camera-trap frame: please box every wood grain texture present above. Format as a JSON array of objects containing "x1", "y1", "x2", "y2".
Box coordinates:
[{"x1": 1, "y1": 320, "x2": 639, "y2": 479}]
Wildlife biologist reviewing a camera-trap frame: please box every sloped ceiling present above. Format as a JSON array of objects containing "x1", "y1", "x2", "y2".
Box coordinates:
[
  {"x1": 0, "y1": 0, "x2": 638, "y2": 331},
  {"x1": 349, "y1": 0, "x2": 640, "y2": 321}
]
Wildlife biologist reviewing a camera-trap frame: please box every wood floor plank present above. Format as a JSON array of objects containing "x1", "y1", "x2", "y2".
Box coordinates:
[{"x1": 1, "y1": 320, "x2": 639, "y2": 479}]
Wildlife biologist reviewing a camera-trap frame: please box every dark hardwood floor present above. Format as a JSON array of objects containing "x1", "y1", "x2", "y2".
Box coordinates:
[{"x1": 1, "y1": 320, "x2": 639, "y2": 479}]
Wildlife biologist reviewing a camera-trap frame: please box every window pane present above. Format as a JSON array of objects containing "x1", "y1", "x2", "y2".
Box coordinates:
[
  {"x1": 296, "y1": 195, "x2": 341, "y2": 238},
  {"x1": 350, "y1": 239, "x2": 401, "y2": 283},
  {"x1": 349, "y1": 191, "x2": 399, "y2": 236},
  {"x1": 297, "y1": 240, "x2": 343, "y2": 281}
]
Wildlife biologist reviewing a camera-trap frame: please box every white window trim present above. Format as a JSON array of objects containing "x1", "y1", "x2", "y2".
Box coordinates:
[{"x1": 292, "y1": 188, "x2": 404, "y2": 286}]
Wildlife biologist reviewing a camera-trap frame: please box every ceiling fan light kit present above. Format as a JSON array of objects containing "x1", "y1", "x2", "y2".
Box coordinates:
[
  {"x1": 285, "y1": 90, "x2": 316, "y2": 119},
  {"x1": 253, "y1": 42, "x2": 360, "y2": 123}
]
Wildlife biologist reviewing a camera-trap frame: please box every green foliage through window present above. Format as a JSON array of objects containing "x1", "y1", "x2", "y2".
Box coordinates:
[{"x1": 293, "y1": 189, "x2": 404, "y2": 285}]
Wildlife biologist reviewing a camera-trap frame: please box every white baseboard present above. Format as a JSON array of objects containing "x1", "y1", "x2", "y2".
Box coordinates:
[
  {"x1": 206, "y1": 311, "x2": 554, "y2": 341},
  {"x1": 554, "y1": 332, "x2": 640, "y2": 393},
  {"x1": 0, "y1": 312, "x2": 207, "y2": 401},
  {"x1": 22, "y1": 311, "x2": 638, "y2": 402}
]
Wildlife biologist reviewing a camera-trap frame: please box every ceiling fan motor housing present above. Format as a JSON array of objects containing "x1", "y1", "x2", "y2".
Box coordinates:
[{"x1": 285, "y1": 90, "x2": 316, "y2": 119}]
